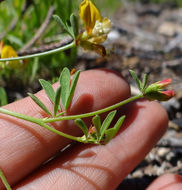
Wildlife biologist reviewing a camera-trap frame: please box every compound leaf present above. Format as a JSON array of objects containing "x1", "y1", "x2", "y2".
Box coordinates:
[{"x1": 104, "y1": 115, "x2": 125, "y2": 144}]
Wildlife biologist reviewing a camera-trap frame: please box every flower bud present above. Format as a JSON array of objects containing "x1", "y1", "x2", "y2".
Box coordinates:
[
  {"x1": 156, "y1": 78, "x2": 172, "y2": 88},
  {"x1": 144, "y1": 78, "x2": 175, "y2": 101}
]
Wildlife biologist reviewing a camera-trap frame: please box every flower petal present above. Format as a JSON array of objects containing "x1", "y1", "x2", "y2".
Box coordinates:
[
  {"x1": 1, "y1": 45, "x2": 22, "y2": 69},
  {"x1": 80, "y1": 0, "x2": 102, "y2": 34},
  {"x1": 79, "y1": 40, "x2": 106, "y2": 57}
]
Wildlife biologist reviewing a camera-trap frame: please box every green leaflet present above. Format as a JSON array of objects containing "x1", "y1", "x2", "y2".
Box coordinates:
[
  {"x1": 53, "y1": 14, "x2": 68, "y2": 33},
  {"x1": 129, "y1": 70, "x2": 142, "y2": 91},
  {"x1": 60, "y1": 68, "x2": 80, "y2": 110},
  {"x1": 28, "y1": 93, "x2": 52, "y2": 116},
  {"x1": 60, "y1": 67, "x2": 70, "y2": 110},
  {"x1": 67, "y1": 70, "x2": 80, "y2": 109},
  {"x1": 0, "y1": 87, "x2": 8, "y2": 106},
  {"x1": 39, "y1": 79, "x2": 55, "y2": 103},
  {"x1": 92, "y1": 115, "x2": 101, "y2": 139},
  {"x1": 54, "y1": 86, "x2": 62, "y2": 116},
  {"x1": 70, "y1": 13, "x2": 79, "y2": 38},
  {"x1": 53, "y1": 14, "x2": 79, "y2": 39},
  {"x1": 104, "y1": 115, "x2": 125, "y2": 144},
  {"x1": 142, "y1": 73, "x2": 148, "y2": 90},
  {"x1": 75, "y1": 118, "x2": 88, "y2": 138},
  {"x1": 100, "y1": 110, "x2": 117, "y2": 141}
]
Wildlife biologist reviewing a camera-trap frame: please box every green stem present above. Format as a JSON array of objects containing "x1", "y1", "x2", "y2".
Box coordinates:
[
  {"x1": 44, "y1": 94, "x2": 144, "y2": 123},
  {"x1": 0, "y1": 108, "x2": 82, "y2": 142},
  {"x1": 0, "y1": 94, "x2": 143, "y2": 143},
  {"x1": 0, "y1": 41, "x2": 75, "y2": 62},
  {"x1": 0, "y1": 169, "x2": 12, "y2": 190}
]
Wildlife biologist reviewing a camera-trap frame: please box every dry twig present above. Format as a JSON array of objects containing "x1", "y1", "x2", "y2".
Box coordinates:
[
  {"x1": 17, "y1": 36, "x2": 72, "y2": 56},
  {"x1": 20, "y1": 6, "x2": 55, "y2": 52}
]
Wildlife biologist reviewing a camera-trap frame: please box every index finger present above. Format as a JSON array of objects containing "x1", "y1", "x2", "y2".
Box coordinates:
[{"x1": 0, "y1": 69, "x2": 130, "y2": 188}]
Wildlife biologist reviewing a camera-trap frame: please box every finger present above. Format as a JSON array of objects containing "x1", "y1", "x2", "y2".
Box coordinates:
[
  {"x1": 15, "y1": 100, "x2": 168, "y2": 190},
  {"x1": 147, "y1": 174, "x2": 182, "y2": 190},
  {"x1": 0, "y1": 69, "x2": 130, "y2": 188}
]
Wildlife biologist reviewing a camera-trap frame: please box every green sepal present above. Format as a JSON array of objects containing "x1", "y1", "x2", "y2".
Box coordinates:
[
  {"x1": 28, "y1": 93, "x2": 52, "y2": 116},
  {"x1": 104, "y1": 115, "x2": 125, "y2": 144},
  {"x1": 39, "y1": 79, "x2": 55, "y2": 103},
  {"x1": 75, "y1": 119, "x2": 88, "y2": 138},
  {"x1": 100, "y1": 110, "x2": 117, "y2": 141}
]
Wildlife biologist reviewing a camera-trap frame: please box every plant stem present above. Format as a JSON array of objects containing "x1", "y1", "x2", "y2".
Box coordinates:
[
  {"x1": 44, "y1": 94, "x2": 144, "y2": 123},
  {"x1": 0, "y1": 108, "x2": 82, "y2": 142},
  {"x1": 0, "y1": 41, "x2": 75, "y2": 62},
  {"x1": 0, "y1": 94, "x2": 143, "y2": 142},
  {"x1": 0, "y1": 169, "x2": 12, "y2": 190}
]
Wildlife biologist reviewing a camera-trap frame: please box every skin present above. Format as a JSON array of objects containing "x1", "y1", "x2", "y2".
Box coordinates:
[{"x1": 0, "y1": 69, "x2": 181, "y2": 190}]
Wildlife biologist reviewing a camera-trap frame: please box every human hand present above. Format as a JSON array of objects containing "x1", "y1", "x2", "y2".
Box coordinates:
[{"x1": 0, "y1": 69, "x2": 181, "y2": 190}]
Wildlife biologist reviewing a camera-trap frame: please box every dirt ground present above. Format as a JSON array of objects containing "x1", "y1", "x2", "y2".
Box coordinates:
[{"x1": 76, "y1": 2, "x2": 182, "y2": 189}]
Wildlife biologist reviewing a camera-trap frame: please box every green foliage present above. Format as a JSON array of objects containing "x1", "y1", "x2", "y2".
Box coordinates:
[
  {"x1": 26, "y1": 67, "x2": 126, "y2": 145},
  {"x1": 129, "y1": 70, "x2": 148, "y2": 93},
  {"x1": 0, "y1": 87, "x2": 8, "y2": 106},
  {"x1": 75, "y1": 110, "x2": 125, "y2": 144},
  {"x1": 28, "y1": 92, "x2": 52, "y2": 116},
  {"x1": 0, "y1": 0, "x2": 120, "y2": 104},
  {"x1": 100, "y1": 110, "x2": 117, "y2": 141},
  {"x1": 39, "y1": 79, "x2": 55, "y2": 103},
  {"x1": 75, "y1": 119, "x2": 88, "y2": 139},
  {"x1": 0, "y1": 0, "x2": 78, "y2": 103},
  {"x1": 0, "y1": 168, "x2": 12, "y2": 190},
  {"x1": 54, "y1": 86, "x2": 62, "y2": 116},
  {"x1": 60, "y1": 67, "x2": 80, "y2": 110},
  {"x1": 104, "y1": 115, "x2": 125, "y2": 144},
  {"x1": 53, "y1": 14, "x2": 79, "y2": 39},
  {"x1": 92, "y1": 115, "x2": 101, "y2": 139},
  {"x1": 28, "y1": 67, "x2": 80, "y2": 117}
]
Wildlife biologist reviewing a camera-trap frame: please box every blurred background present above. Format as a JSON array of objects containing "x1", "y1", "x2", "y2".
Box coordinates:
[{"x1": 0, "y1": 0, "x2": 182, "y2": 189}]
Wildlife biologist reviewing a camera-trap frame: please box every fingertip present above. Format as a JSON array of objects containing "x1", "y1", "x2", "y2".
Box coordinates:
[
  {"x1": 105, "y1": 99, "x2": 169, "y2": 181},
  {"x1": 147, "y1": 174, "x2": 182, "y2": 190}
]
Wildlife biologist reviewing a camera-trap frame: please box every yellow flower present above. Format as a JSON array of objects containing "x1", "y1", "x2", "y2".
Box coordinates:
[
  {"x1": 79, "y1": 0, "x2": 102, "y2": 34},
  {"x1": 78, "y1": 0, "x2": 111, "y2": 56},
  {"x1": 0, "y1": 45, "x2": 22, "y2": 69},
  {"x1": 0, "y1": 40, "x2": 4, "y2": 55}
]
